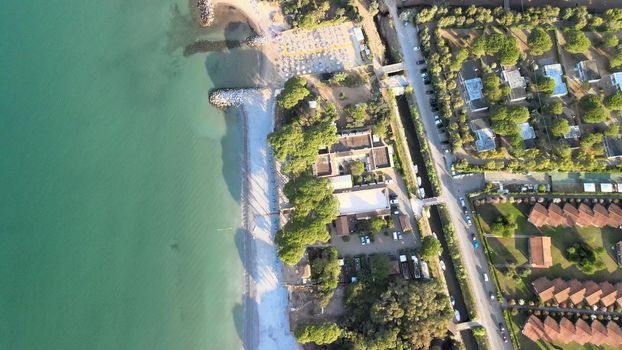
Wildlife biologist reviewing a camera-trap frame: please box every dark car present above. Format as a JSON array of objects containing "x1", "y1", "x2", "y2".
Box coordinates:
[
  {"x1": 431, "y1": 107, "x2": 439, "y2": 112},
  {"x1": 423, "y1": 79, "x2": 431, "y2": 85},
  {"x1": 499, "y1": 323, "x2": 506, "y2": 332},
  {"x1": 425, "y1": 90, "x2": 434, "y2": 95},
  {"x1": 430, "y1": 101, "x2": 438, "y2": 107},
  {"x1": 420, "y1": 68, "x2": 428, "y2": 73},
  {"x1": 416, "y1": 60, "x2": 426, "y2": 65}
]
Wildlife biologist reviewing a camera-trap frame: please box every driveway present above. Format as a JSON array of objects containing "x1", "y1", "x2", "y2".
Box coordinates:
[
  {"x1": 384, "y1": 1, "x2": 512, "y2": 349},
  {"x1": 331, "y1": 227, "x2": 417, "y2": 256}
]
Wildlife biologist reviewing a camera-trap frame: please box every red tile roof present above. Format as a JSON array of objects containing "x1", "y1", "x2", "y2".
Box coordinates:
[
  {"x1": 533, "y1": 278, "x2": 622, "y2": 307},
  {"x1": 529, "y1": 236, "x2": 553, "y2": 268},
  {"x1": 533, "y1": 277, "x2": 555, "y2": 302},
  {"x1": 527, "y1": 202, "x2": 622, "y2": 228},
  {"x1": 523, "y1": 316, "x2": 622, "y2": 346},
  {"x1": 584, "y1": 281, "x2": 603, "y2": 306},
  {"x1": 568, "y1": 279, "x2": 587, "y2": 305}
]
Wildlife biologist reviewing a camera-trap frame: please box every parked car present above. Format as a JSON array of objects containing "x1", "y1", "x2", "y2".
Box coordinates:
[
  {"x1": 393, "y1": 231, "x2": 399, "y2": 240},
  {"x1": 483, "y1": 273, "x2": 489, "y2": 282},
  {"x1": 454, "y1": 309, "x2": 461, "y2": 322},
  {"x1": 440, "y1": 260, "x2": 446, "y2": 271},
  {"x1": 416, "y1": 59, "x2": 426, "y2": 65},
  {"x1": 360, "y1": 236, "x2": 366, "y2": 245},
  {"x1": 465, "y1": 214, "x2": 472, "y2": 226},
  {"x1": 432, "y1": 232, "x2": 438, "y2": 239},
  {"x1": 489, "y1": 291, "x2": 495, "y2": 300},
  {"x1": 502, "y1": 333, "x2": 508, "y2": 343},
  {"x1": 392, "y1": 207, "x2": 400, "y2": 215},
  {"x1": 389, "y1": 198, "x2": 399, "y2": 205},
  {"x1": 397, "y1": 231, "x2": 403, "y2": 240},
  {"x1": 431, "y1": 106, "x2": 439, "y2": 112},
  {"x1": 459, "y1": 197, "x2": 466, "y2": 207},
  {"x1": 421, "y1": 72, "x2": 428, "y2": 78},
  {"x1": 450, "y1": 295, "x2": 455, "y2": 306},
  {"x1": 423, "y1": 79, "x2": 431, "y2": 85},
  {"x1": 365, "y1": 236, "x2": 371, "y2": 245},
  {"x1": 499, "y1": 322, "x2": 506, "y2": 332},
  {"x1": 413, "y1": 45, "x2": 420, "y2": 51},
  {"x1": 420, "y1": 68, "x2": 428, "y2": 73},
  {"x1": 425, "y1": 90, "x2": 434, "y2": 95}
]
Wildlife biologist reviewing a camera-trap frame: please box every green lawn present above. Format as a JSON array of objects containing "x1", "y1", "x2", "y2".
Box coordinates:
[{"x1": 476, "y1": 202, "x2": 622, "y2": 298}]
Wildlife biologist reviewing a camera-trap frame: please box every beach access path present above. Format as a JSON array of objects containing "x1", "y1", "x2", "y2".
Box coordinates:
[{"x1": 241, "y1": 90, "x2": 297, "y2": 350}]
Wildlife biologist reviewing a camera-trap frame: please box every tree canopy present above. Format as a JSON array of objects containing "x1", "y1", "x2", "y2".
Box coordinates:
[
  {"x1": 343, "y1": 280, "x2": 452, "y2": 349},
  {"x1": 276, "y1": 175, "x2": 338, "y2": 264},
  {"x1": 545, "y1": 99, "x2": 564, "y2": 115},
  {"x1": 421, "y1": 236, "x2": 442, "y2": 259},
  {"x1": 527, "y1": 28, "x2": 553, "y2": 56},
  {"x1": 295, "y1": 321, "x2": 342, "y2": 345},
  {"x1": 473, "y1": 33, "x2": 520, "y2": 66},
  {"x1": 566, "y1": 241, "x2": 605, "y2": 274},
  {"x1": 482, "y1": 73, "x2": 506, "y2": 103},
  {"x1": 563, "y1": 29, "x2": 591, "y2": 54},
  {"x1": 310, "y1": 247, "x2": 341, "y2": 307},
  {"x1": 345, "y1": 103, "x2": 368, "y2": 128},
  {"x1": 535, "y1": 76, "x2": 556, "y2": 96},
  {"x1": 277, "y1": 77, "x2": 310, "y2": 109},
  {"x1": 604, "y1": 91, "x2": 622, "y2": 111},
  {"x1": 550, "y1": 118, "x2": 571, "y2": 137},
  {"x1": 579, "y1": 94, "x2": 608, "y2": 123},
  {"x1": 490, "y1": 214, "x2": 517, "y2": 237},
  {"x1": 602, "y1": 32, "x2": 619, "y2": 48}
]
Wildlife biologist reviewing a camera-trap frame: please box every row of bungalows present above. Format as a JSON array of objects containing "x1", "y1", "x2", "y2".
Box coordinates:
[
  {"x1": 522, "y1": 315, "x2": 622, "y2": 347},
  {"x1": 527, "y1": 202, "x2": 622, "y2": 228},
  {"x1": 532, "y1": 277, "x2": 622, "y2": 308}
]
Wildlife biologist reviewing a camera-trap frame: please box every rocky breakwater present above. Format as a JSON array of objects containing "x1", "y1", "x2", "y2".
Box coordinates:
[
  {"x1": 196, "y1": 0, "x2": 214, "y2": 27},
  {"x1": 209, "y1": 88, "x2": 261, "y2": 109},
  {"x1": 244, "y1": 35, "x2": 267, "y2": 48}
]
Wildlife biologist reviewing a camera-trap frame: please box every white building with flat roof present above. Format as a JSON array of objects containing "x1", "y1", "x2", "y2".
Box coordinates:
[
  {"x1": 334, "y1": 187, "x2": 389, "y2": 216},
  {"x1": 611, "y1": 72, "x2": 622, "y2": 91},
  {"x1": 329, "y1": 174, "x2": 353, "y2": 190}
]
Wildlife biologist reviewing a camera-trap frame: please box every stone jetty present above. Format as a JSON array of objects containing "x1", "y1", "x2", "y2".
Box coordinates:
[
  {"x1": 209, "y1": 88, "x2": 261, "y2": 109},
  {"x1": 245, "y1": 35, "x2": 267, "y2": 48},
  {"x1": 196, "y1": 0, "x2": 214, "y2": 27}
]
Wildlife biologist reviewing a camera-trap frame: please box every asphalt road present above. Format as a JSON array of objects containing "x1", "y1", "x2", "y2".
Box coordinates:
[{"x1": 384, "y1": 2, "x2": 513, "y2": 349}]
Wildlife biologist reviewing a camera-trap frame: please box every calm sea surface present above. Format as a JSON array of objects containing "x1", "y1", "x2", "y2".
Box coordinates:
[{"x1": 0, "y1": 1, "x2": 260, "y2": 349}]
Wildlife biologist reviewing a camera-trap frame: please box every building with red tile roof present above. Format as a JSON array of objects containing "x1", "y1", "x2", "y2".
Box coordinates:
[
  {"x1": 527, "y1": 202, "x2": 622, "y2": 228},
  {"x1": 533, "y1": 277, "x2": 622, "y2": 307},
  {"x1": 522, "y1": 316, "x2": 622, "y2": 347},
  {"x1": 528, "y1": 236, "x2": 553, "y2": 268}
]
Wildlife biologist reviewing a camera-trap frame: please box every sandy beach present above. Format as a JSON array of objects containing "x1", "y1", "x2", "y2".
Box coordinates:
[{"x1": 240, "y1": 89, "x2": 297, "y2": 350}]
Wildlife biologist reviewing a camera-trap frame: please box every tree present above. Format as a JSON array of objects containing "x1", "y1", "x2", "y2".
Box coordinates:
[
  {"x1": 349, "y1": 160, "x2": 365, "y2": 177},
  {"x1": 344, "y1": 280, "x2": 452, "y2": 350},
  {"x1": 606, "y1": 123, "x2": 620, "y2": 136},
  {"x1": 277, "y1": 77, "x2": 310, "y2": 109},
  {"x1": 566, "y1": 241, "x2": 603, "y2": 274},
  {"x1": 535, "y1": 76, "x2": 556, "y2": 95},
  {"x1": 579, "y1": 94, "x2": 608, "y2": 123},
  {"x1": 545, "y1": 99, "x2": 564, "y2": 115},
  {"x1": 369, "y1": 254, "x2": 391, "y2": 286},
  {"x1": 563, "y1": 29, "x2": 591, "y2": 54},
  {"x1": 345, "y1": 103, "x2": 368, "y2": 128},
  {"x1": 528, "y1": 28, "x2": 553, "y2": 56},
  {"x1": 310, "y1": 247, "x2": 341, "y2": 307},
  {"x1": 421, "y1": 236, "x2": 442, "y2": 259},
  {"x1": 369, "y1": 217, "x2": 386, "y2": 233},
  {"x1": 611, "y1": 48, "x2": 622, "y2": 69},
  {"x1": 604, "y1": 91, "x2": 622, "y2": 111},
  {"x1": 490, "y1": 214, "x2": 517, "y2": 238},
  {"x1": 295, "y1": 322, "x2": 342, "y2": 345},
  {"x1": 602, "y1": 32, "x2": 619, "y2": 48},
  {"x1": 482, "y1": 73, "x2": 504, "y2": 102},
  {"x1": 473, "y1": 33, "x2": 520, "y2": 66},
  {"x1": 550, "y1": 118, "x2": 571, "y2": 137}
]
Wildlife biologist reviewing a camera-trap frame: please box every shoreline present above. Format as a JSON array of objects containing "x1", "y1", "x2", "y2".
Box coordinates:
[{"x1": 239, "y1": 90, "x2": 296, "y2": 350}]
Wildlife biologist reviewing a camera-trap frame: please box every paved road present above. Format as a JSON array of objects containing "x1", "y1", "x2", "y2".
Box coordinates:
[
  {"x1": 503, "y1": 304, "x2": 622, "y2": 317},
  {"x1": 384, "y1": 2, "x2": 512, "y2": 349}
]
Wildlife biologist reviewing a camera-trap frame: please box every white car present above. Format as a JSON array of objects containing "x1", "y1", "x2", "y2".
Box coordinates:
[
  {"x1": 483, "y1": 273, "x2": 489, "y2": 282},
  {"x1": 360, "y1": 236, "x2": 366, "y2": 246},
  {"x1": 454, "y1": 309, "x2": 461, "y2": 322},
  {"x1": 397, "y1": 231, "x2": 403, "y2": 240},
  {"x1": 413, "y1": 45, "x2": 420, "y2": 51},
  {"x1": 450, "y1": 296, "x2": 455, "y2": 306},
  {"x1": 389, "y1": 198, "x2": 399, "y2": 205},
  {"x1": 365, "y1": 236, "x2": 371, "y2": 245},
  {"x1": 439, "y1": 260, "x2": 446, "y2": 271},
  {"x1": 392, "y1": 231, "x2": 399, "y2": 240}
]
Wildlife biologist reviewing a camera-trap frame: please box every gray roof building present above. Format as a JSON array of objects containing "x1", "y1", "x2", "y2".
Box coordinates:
[
  {"x1": 502, "y1": 67, "x2": 527, "y2": 102},
  {"x1": 577, "y1": 60, "x2": 601, "y2": 83}
]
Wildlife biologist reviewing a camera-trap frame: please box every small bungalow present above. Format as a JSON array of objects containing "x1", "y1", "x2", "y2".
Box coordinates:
[
  {"x1": 543, "y1": 64, "x2": 568, "y2": 98},
  {"x1": 577, "y1": 60, "x2": 601, "y2": 83}
]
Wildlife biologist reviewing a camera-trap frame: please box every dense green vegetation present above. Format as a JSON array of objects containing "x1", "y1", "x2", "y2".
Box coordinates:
[
  {"x1": 604, "y1": 91, "x2": 622, "y2": 111},
  {"x1": 345, "y1": 103, "x2": 368, "y2": 128},
  {"x1": 579, "y1": 94, "x2": 608, "y2": 123},
  {"x1": 544, "y1": 99, "x2": 563, "y2": 115},
  {"x1": 482, "y1": 72, "x2": 509, "y2": 103},
  {"x1": 341, "y1": 280, "x2": 452, "y2": 349},
  {"x1": 277, "y1": 77, "x2": 310, "y2": 110},
  {"x1": 275, "y1": 174, "x2": 338, "y2": 264},
  {"x1": 310, "y1": 247, "x2": 341, "y2": 307},
  {"x1": 489, "y1": 105, "x2": 529, "y2": 150},
  {"x1": 550, "y1": 118, "x2": 570, "y2": 137},
  {"x1": 602, "y1": 32, "x2": 619, "y2": 48},
  {"x1": 295, "y1": 321, "x2": 343, "y2": 345},
  {"x1": 281, "y1": 0, "x2": 360, "y2": 29},
  {"x1": 421, "y1": 235, "x2": 442, "y2": 259},
  {"x1": 490, "y1": 214, "x2": 518, "y2": 238},
  {"x1": 473, "y1": 33, "x2": 520, "y2": 66},
  {"x1": 534, "y1": 75, "x2": 556, "y2": 96},
  {"x1": 565, "y1": 241, "x2": 605, "y2": 274},
  {"x1": 527, "y1": 28, "x2": 553, "y2": 55},
  {"x1": 562, "y1": 28, "x2": 591, "y2": 54}
]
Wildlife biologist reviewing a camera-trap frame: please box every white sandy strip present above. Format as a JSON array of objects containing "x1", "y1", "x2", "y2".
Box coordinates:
[{"x1": 243, "y1": 90, "x2": 297, "y2": 350}]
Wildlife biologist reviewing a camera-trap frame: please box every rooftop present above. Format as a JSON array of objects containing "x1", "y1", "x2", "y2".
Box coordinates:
[
  {"x1": 502, "y1": 67, "x2": 527, "y2": 101},
  {"x1": 577, "y1": 60, "x2": 601, "y2": 83},
  {"x1": 329, "y1": 174, "x2": 353, "y2": 190},
  {"x1": 528, "y1": 236, "x2": 553, "y2": 268},
  {"x1": 543, "y1": 64, "x2": 568, "y2": 97},
  {"x1": 523, "y1": 315, "x2": 622, "y2": 346},
  {"x1": 334, "y1": 186, "x2": 389, "y2": 216},
  {"x1": 611, "y1": 72, "x2": 622, "y2": 91},
  {"x1": 528, "y1": 202, "x2": 622, "y2": 228},
  {"x1": 564, "y1": 125, "x2": 581, "y2": 139},
  {"x1": 474, "y1": 128, "x2": 496, "y2": 153},
  {"x1": 518, "y1": 122, "x2": 536, "y2": 140},
  {"x1": 604, "y1": 136, "x2": 622, "y2": 159}
]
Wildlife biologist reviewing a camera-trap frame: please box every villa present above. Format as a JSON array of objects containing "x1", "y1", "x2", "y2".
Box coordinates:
[
  {"x1": 543, "y1": 64, "x2": 568, "y2": 98},
  {"x1": 522, "y1": 315, "x2": 622, "y2": 346}
]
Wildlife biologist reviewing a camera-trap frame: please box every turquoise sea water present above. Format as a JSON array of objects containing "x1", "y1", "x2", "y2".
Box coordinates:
[{"x1": 1, "y1": 1, "x2": 258, "y2": 349}]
